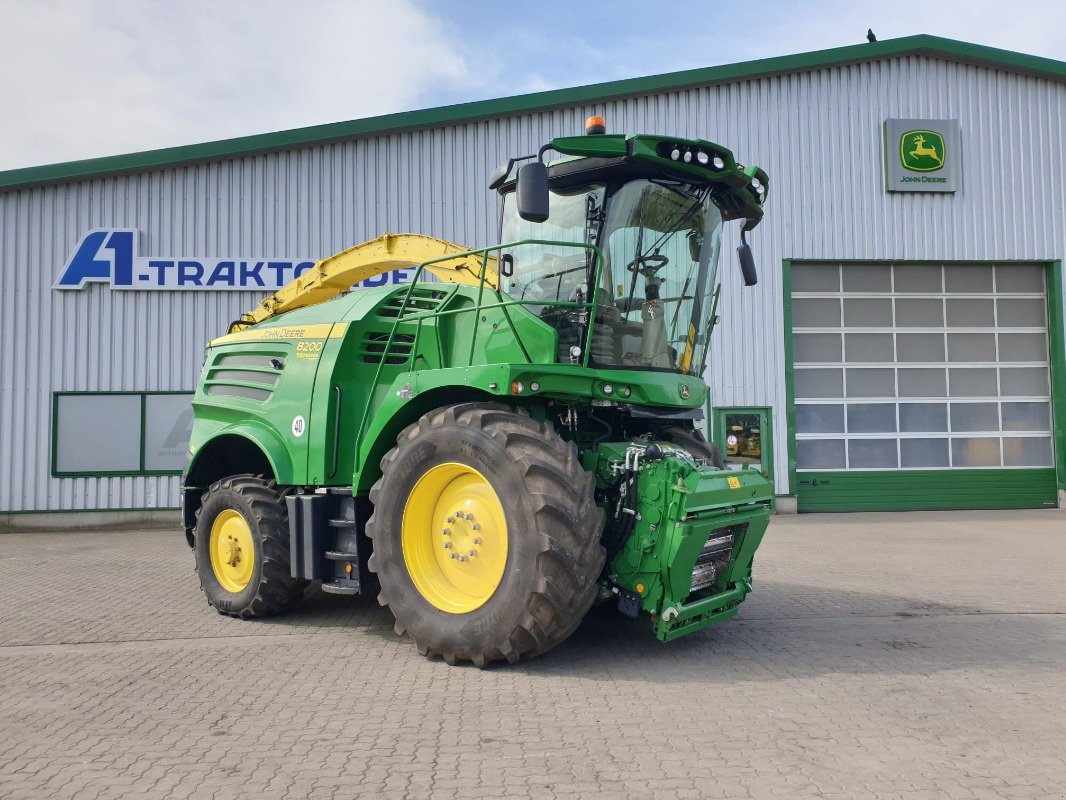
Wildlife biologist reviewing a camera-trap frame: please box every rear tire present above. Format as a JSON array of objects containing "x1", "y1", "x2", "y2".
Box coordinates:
[
  {"x1": 366, "y1": 403, "x2": 606, "y2": 666},
  {"x1": 194, "y1": 474, "x2": 307, "y2": 618}
]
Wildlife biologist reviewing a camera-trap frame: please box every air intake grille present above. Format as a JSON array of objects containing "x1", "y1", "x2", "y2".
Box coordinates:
[
  {"x1": 359, "y1": 332, "x2": 415, "y2": 365},
  {"x1": 204, "y1": 352, "x2": 284, "y2": 402}
]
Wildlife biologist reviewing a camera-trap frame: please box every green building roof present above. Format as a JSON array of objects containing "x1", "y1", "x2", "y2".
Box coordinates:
[{"x1": 2, "y1": 34, "x2": 1064, "y2": 190}]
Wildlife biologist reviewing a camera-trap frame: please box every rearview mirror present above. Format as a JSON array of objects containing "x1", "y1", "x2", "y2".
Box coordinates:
[
  {"x1": 737, "y1": 242, "x2": 758, "y2": 286},
  {"x1": 687, "y1": 230, "x2": 702, "y2": 263},
  {"x1": 516, "y1": 162, "x2": 550, "y2": 223},
  {"x1": 487, "y1": 160, "x2": 511, "y2": 190}
]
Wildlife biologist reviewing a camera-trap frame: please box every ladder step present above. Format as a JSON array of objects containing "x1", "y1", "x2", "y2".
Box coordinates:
[
  {"x1": 324, "y1": 550, "x2": 360, "y2": 561},
  {"x1": 327, "y1": 518, "x2": 357, "y2": 528},
  {"x1": 321, "y1": 578, "x2": 361, "y2": 595}
]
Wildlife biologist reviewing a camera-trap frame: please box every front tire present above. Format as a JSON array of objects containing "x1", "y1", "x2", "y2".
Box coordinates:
[
  {"x1": 194, "y1": 474, "x2": 307, "y2": 618},
  {"x1": 366, "y1": 403, "x2": 605, "y2": 666}
]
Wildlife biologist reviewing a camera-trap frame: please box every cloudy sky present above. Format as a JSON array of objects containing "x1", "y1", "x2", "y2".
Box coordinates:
[{"x1": 1, "y1": 0, "x2": 1063, "y2": 171}]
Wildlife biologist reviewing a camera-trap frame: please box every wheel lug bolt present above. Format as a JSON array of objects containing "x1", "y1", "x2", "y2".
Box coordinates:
[
  {"x1": 465, "y1": 513, "x2": 474, "y2": 521},
  {"x1": 442, "y1": 528, "x2": 451, "y2": 535},
  {"x1": 457, "y1": 555, "x2": 467, "y2": 562},
  {"x1": 449, "y1": 552, "x2": 457, "y2": 559},
  {"x1": 446, "y1": 516, "x2": 454, "y2": 523},
  {"x1": 468, "y1": 549, "x2": 477, "y2": 557},
  {"x1": 443, "y1": 541, "x2": 452, "y2": 549},
  {"x1": 473, "y1": 537, "x2": 482, "y2": 545},
  {"x1": 471, "y1": 523, "x2": 480, "y2": 531}
]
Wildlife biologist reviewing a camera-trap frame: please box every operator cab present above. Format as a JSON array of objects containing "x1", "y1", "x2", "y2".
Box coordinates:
[
  {"x1": 494, "y1": 120, "x2": 766, "y2": 376},
  {"x1": 501, "y1": 178, "x2": 722, "y2": 374}
]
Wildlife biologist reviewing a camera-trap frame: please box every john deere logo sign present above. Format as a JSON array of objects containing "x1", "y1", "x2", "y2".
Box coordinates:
[
  {"x1": 884, "y1": 119, "x2": 960, "y2": 193},
  {"x1": 900, "y1": 130, "x2": 945, "y2": 172}
]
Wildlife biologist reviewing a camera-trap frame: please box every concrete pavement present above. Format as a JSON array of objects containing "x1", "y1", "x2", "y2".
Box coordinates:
[{"x1": 1, "y1": 509, "x2": 1063, "y2": 799}]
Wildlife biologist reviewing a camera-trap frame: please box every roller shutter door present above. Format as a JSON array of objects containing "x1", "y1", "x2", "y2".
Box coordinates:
[{"x1": 791, "y1": 262, "x2": 1057, "y2": 511}]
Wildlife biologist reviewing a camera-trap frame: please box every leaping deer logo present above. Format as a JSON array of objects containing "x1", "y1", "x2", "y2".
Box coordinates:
[
  {"x1": 909, "y1": 134, "x2": 942, "y2": 166},
  {"x1": 900, "y1": 129, "x2": 946, "y2": 172}
]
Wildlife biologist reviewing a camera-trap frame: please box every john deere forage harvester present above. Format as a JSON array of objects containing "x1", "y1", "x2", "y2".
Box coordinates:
[{"x1": 181, "y1": 117, "x2": 773, "y2": 665}]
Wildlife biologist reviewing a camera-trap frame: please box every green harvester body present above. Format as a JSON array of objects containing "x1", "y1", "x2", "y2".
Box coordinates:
[{"x1": 183, "y1": 129, "x2": 774, "y2": 652}]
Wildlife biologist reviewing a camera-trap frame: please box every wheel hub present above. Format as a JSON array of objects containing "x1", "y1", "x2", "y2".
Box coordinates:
[
  {"x1": 443, "y1": 508, "x2": 485, "y2": 561},
  {"x1": 209, "y1": 509, "x2": 256, "y2": 593},
  {"x1": 222, "y1": 535, "x2": 242, "y2": 567},
  {"x1": 402, "y1": 463, "x2": 509, "y2": 614}
]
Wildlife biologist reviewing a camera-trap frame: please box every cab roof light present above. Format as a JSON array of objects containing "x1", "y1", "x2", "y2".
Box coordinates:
[
  {"x1": 586, "y1": 115, "x2": 607, "y2": 135},
  {"x1": 657, "y1": 141, "x2": 729, "y2": 171}
]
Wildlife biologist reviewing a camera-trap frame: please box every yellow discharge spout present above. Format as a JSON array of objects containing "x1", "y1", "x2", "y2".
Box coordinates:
[{"x1": 237, "y1": 233, "x2": 498, "y2": 328}]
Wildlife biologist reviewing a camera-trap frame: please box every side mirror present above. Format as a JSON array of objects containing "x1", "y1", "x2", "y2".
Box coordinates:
[
  {"x1": 737, "y1": 242, "x2": 758, "y2": 286},
  {"x1": 687, "y1": 230, "x2": 702, "y2": 262},
  {"x1": 487, "y1": 160, "x2": 511, "y2": 190},
  {"x1": 516, "y1": 162, "x2": 550, "y2": 223}
]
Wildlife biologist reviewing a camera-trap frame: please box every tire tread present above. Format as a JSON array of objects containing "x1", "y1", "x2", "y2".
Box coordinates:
[
  {"x1": 194, "y1": 474, "x2": 306, "y2": 618},
  {"x1": 366, "y1": 403, "x2": 605, "y2": 666}
]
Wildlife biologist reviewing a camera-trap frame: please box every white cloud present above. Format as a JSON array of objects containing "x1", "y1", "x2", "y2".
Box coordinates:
[
  {"x1": 2, "y1": 0, "x2": 1063, "y2": 172},
  {"x1": 0, "y1": 0, "x2": 485, "y2": 170}
]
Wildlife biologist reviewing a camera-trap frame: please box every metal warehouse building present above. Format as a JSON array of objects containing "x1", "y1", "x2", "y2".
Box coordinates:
[{"x1": 2, "y1": 34, "x2": 1064, "y2": 527}]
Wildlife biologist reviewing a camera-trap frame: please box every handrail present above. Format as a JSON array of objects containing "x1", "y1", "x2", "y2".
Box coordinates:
[
  {"x1": 352, "y1": 239, "x2": 605, "y2": 472},
  {"x1": 329, "y1": 386, "x2": 342, "y2": 479},
  {"x1": 699, "y1": 283, "x2": 721, "y2": 377},
  {"x1": 412, "y1": 238, "x2": 606, "y2": 368}
]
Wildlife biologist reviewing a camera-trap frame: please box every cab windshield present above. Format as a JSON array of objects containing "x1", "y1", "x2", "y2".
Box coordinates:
[
  {"x1": 500, "y1": 178, "x2": 722, "y2": 374},
  {"x1": 597, "y1": 179, "x2": 722, "y2": 374}
]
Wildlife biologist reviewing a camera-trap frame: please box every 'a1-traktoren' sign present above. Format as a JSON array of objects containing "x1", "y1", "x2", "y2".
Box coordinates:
[
  {"x1": 54, "y1": 229, "x2": 412, "y2": 291},
  {"x1": 883, "y1": 119, "x2": 961, "y2": 193}
]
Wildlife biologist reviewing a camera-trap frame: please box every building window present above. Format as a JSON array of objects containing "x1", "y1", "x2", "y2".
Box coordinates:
[{"x1": 713, "y1": 407, "x2": 774, "y2": 481}]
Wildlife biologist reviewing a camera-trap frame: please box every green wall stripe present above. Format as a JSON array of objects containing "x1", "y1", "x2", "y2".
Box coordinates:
[
  {"x1": 796, "y1": 469, "x2": 1058, "y2": 512},
  {"x1": 2, "y1": 35, "x2": 1066, "y2": 190}
]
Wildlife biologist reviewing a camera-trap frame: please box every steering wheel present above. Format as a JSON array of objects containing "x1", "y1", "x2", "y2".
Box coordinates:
[{"x1": 625, "y1": 253, "x2": 669, "y2": 275}]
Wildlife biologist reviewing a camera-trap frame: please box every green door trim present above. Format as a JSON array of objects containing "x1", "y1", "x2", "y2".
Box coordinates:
[
  {"x1": 782, "y1": 258, "x2": 1066, "y2": 511},
  {"x1": 1049, "y1": 261, "x2": 1066, "y2": 493}
]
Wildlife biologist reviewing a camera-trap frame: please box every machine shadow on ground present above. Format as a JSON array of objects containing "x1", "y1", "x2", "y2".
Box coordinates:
[{"x1": 258, "y1": 577, "x2": 1061, "y2": 683}]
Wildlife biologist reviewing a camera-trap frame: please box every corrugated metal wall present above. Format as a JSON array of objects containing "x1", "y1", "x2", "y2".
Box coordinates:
[{"x1": 2, "y1": 53, "x2": 1065, "y2": 511}]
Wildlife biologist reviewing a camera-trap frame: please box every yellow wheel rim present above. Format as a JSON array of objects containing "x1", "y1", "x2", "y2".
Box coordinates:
[
  {"x1": 209, "y1": 509, "x2": 256, "y2": 593},
  {"x1": 401, "y1": 462, "x2": 509, "y2": 614}
]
